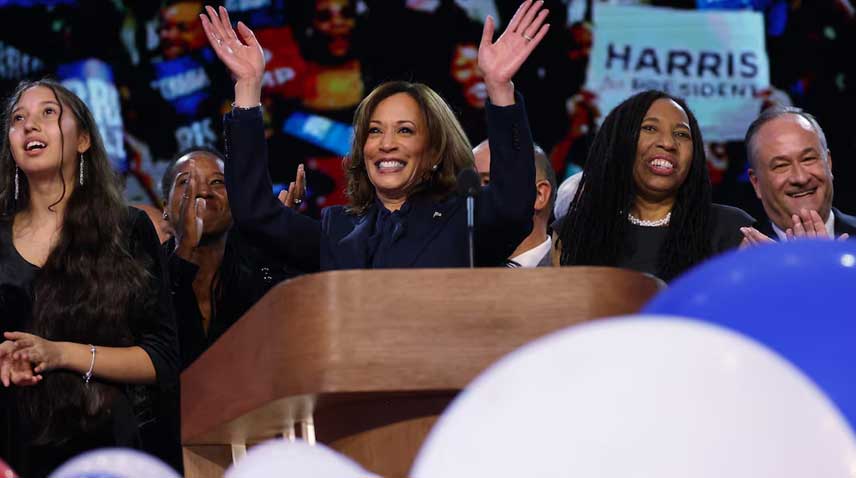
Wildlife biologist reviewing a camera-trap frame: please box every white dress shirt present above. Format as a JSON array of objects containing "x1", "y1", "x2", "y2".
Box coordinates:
[{"x1": 508, "y1": 236, "x2": 552, "y2": 268}]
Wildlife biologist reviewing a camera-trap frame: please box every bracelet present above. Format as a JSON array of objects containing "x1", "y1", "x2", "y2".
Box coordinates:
[
  {"x1": 231, "y1": 101, "x2": 262, "y2": 111},
  {"x1": 83, "y1": 344, "x2": 96, "y2": 385}
]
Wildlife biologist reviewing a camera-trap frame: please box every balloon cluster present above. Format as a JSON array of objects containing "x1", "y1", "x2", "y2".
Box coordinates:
[
  {"x1": 412, "y1": 240, "x2": 856, "y2": 478},
  {"x1": 37, "y1": 242, "x2": 856, "y2": 478}
]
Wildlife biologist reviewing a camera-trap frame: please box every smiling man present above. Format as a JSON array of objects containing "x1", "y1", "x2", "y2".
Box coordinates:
[{"x1": 744, "y1": 106, "x2": 856, "y2": 241}]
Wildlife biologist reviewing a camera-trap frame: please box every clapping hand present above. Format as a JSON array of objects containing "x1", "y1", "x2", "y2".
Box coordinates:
[
  {"x1": 200, "y1": 5, "x2": 265, "y2": 107},
  {"x1": 786, "y1": 209, "x2": 849, "y2": 241},
  {"x1": 0, "y1": 337, "x2": 42, "y2": 387},
  {"x1": 172, "y1": 162, "x2": 205, "y2": 260},
  {"x1": 278, "y1": 164, "x2": 307, "y2": 209},
  {"x1": 478, "y1": 0, "x2": 550, "y2": 106},
  {"x1": 740, "y1": 208, "x2": 849, "y2": 249},
  {"x1": 739, "y1": 226, "x2": 776, "y2": 249}
]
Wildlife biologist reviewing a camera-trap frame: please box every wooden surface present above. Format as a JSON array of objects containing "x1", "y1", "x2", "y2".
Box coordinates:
[{"x1": 181, "y1": 267, "x2": 660, "y2": 474}]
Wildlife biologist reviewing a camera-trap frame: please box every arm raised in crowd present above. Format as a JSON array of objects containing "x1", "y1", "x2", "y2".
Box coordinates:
[
  {"x1": 200, "y1": 6, "x2": 320, "y2": 272},
  {"x1": 475, "y1": 0, "x2": 549, "y2": 264}
]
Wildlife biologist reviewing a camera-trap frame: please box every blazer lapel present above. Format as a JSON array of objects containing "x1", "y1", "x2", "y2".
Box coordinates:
[
  {"x1": 833, "y1": 208, "x2": 856, "y2": 237},
  {"x1": 384, "y1": 196, "x2": 461, "y2": 268},
  {"x1": 753, "y1": 217, "x2": 778, "y2": 241},
  {"x1": 335, "y1": 207, "x2": 377, "y2": 269}
]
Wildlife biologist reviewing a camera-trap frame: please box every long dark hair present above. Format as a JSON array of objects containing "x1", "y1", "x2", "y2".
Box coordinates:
[
  {"x1": 558, "y1": 90, "x2": 712, "y2": 281},
  {"x1": 1, "y1": 79, "x2": 149, "y2": 444}
]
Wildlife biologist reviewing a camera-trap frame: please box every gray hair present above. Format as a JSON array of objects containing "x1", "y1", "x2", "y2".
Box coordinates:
[{"x1": 745, "y1": 106, "x2": 828, "y2": 168}]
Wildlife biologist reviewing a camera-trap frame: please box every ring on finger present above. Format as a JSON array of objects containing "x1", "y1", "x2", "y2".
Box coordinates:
[
  {"x1": 294, "y1": 198, "x2": 303, "y2": 205},
  {"x1": 522, "y1": 34, "x2": 533, "y2": 41}
]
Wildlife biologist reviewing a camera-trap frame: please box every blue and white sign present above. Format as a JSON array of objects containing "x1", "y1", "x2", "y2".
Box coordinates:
[
  {"x1": 150, "y1": 49, "x2": 217, "y2": 118},
  {"x1": 57, "y1": 59, "x2": 128, "y2": 173},
  {"x1": 283, "y1": 112, "x2": 353, "y2": 157},
  {"x1": 586, "y1": 5, "x2": 770, "y2": 141}
]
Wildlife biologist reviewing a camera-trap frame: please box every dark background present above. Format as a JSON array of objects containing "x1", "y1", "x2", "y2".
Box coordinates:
[{"x1": 1, "y1": 0, "x2": 854, "y2": 221}]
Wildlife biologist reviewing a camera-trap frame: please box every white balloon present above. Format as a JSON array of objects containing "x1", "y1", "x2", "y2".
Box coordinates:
[
  {"x1": 412, "y1": 316, "x2": 856, "y2": 478},
  {"x1": 50, "y1": 448, "x2": 180, "y2": 478},
  {"x1": 225, "y1": 439, "x2": 378, "y2": 478}
]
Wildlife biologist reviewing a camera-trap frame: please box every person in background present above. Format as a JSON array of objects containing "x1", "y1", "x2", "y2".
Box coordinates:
[
  {"x1": 473, "y1": 140, "x2": 556, "y2": 267},
  {"x1": 160, "y1": 147, "x2": 304, "y2": 369},
  {"x1": 159, "y1": 0, "x2": 208, "y2": 61},
  {"x1": 0, "y1": 79, "x2": 179, "y2": 476},
  {"x1": 557, "y1": 89, "x2": 755, "y2": 282},
  {"x1": 739, "y1": 106, "x2": 855, "y2": 245}
]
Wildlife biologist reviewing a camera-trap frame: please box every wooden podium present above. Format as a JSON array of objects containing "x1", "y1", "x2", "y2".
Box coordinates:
[{"x1": 181, "y1": 267, "x2": 661, "y2": 477}]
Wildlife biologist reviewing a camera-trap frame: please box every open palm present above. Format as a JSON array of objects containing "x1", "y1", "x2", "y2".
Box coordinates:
[
  {"x1": 478, "y1": 0, "x2": 550, "y2": 85},
  {"x1": 200, "y1": 6, "x2": 264, "y2": 83}
]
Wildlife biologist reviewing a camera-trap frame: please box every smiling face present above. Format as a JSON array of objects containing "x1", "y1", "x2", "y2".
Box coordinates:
[
  {"x1": 632, "y1": 98, "x2": 694, "y2": 202},
  {"x1": 749, "y1": 114, "x2": 834, "y2": 229},
  {"x1": 159, "y1": 1, "x2": 206, "y2": 60},
  {"x1": 362, "y1": 92, "x2": 430, "y2": 207},
  {"x1": 166, "y1": 151, "x2": 233, "y2": 238},
  {"x1": 313, "y1": 0, "x2": 356, "y2": 57},
  {"x1": 8, "y1": 85, "x2": 89, "y2": 184}
]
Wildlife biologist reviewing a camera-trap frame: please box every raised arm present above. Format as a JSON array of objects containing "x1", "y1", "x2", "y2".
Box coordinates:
[
  {"x1": 200, "y1": 6, "x2": 320, "y2": 271},
  {"x1": 474, "y1": 1, "x2": 549, "y2": 265},
  {"x1": 478, "y1": 0, "x2": 550, "y2": 106}
]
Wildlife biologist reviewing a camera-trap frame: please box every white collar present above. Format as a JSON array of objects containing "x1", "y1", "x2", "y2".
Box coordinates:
[
  {"x1": 509, "y1": 236, "x2": 552, "y2": 268},
  {"x1": 771, "y1": 210, "x2": 835, "y2": 240}
]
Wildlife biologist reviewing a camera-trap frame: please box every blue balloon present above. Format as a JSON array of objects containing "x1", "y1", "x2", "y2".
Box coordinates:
[{"x1": 644, "y1": 240, "x2": 856, "y2": 428}]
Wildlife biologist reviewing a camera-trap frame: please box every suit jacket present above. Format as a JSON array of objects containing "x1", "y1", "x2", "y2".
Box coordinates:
[
  {"x1": 754, "y1": 207, "x2": 856, "y2": 239},
  {"x1": 224, "y1": 94, "x2": 535, "y2": 270}
]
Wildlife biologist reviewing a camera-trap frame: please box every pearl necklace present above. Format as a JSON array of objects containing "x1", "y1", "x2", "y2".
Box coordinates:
[{"x1": 628, "y1": 211, "x2": 671, "y2": 227}]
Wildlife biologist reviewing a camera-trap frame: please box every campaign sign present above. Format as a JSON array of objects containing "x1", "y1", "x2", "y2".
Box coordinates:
[
  {"x1": 223, "y1": 0, "x2": 286, "y2": 29},
  {"x1": 283, "y1": 112, "x2": 353, "y2": 157},
  {"x1": 57, "y1": 59, "x2": 127, "y2": 172},
  {"x1": 150, "y1": 50, "x2": 214, "y2": 118},
  {"x1": 586, "y1": 5, "x2": 770, "y2": 141},
  {"x1": 256, "y1": 26, "x2": 307, "y2": 100},
  {"x1": 0, "y1": 41, "x2": 46, "y2": 81}
]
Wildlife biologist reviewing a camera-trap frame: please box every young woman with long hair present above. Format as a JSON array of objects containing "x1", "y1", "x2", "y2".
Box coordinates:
[{"x1": 0, "y1": 79, "x2": 179, "y2": 476}]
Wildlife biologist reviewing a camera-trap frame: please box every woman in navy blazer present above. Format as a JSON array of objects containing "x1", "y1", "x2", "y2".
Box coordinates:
[{"x1": 199, "y1": 1, "x2": 550, "y2": 270}]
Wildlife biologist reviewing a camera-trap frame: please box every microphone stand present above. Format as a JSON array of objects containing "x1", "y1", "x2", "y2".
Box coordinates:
[{"x1": 467, "y1": 195, "x2": 475, "y2": 268}]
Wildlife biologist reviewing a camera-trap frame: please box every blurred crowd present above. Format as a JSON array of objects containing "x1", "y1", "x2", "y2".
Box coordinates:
[{"x1": 1, "y1": 0, "x2": 852, "y2": 217}]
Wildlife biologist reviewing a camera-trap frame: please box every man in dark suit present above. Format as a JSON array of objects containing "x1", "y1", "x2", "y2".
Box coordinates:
[
  {"x1": 474, "y1": 141, "x2": 556, "y2": 267},
  {"x1": 740, "y1": 106, "x2": 856, "y2": 245}
]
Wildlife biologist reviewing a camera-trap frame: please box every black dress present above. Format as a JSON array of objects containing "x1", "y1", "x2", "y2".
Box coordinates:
[
  {"x1": 0, "y1": 208, "x2": 180, "y2": 477},
  {"x1": 555, "y1": 204, "x2": 755, "y2": 281},
  {"x1": 164, "y1": 229, "x2": 303, "y2": 370}
]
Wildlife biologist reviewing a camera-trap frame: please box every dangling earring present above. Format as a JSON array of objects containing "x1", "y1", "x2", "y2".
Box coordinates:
[
  {"x1": 79, "y1": 154, "x2": 85, "y2": 186},
  {"x1": 14, "y1": 166, "x2": 19, "y2": 201},
  {"x1": 431, "y1": 163, "x2": 439, "y2": 172}
]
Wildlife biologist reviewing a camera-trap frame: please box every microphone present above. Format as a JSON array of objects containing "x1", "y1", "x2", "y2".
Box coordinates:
[{"x1": 457, "y1": 168, "x2": 481, "y2": 268}]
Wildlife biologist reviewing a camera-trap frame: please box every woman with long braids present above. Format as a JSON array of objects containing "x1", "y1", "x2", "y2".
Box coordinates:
[
  {"x1": 557, "y1": 90, "x2": 754, "y2": 282},
  {"x1": 0, "y1": 80, "x2": 180, "y2": 476}
]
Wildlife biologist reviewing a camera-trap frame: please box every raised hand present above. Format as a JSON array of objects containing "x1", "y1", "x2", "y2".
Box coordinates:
[
  {"x1": 173, "y1": 162, "x2": 205, "y2": 260},
  {"x1": 200, "y1": 5, "x2": 265, "y2": 106},
  {"x1": 478, "y1": 0, "x2": 550, "y2": 106},
  {"x1": 278, "y1": 164, "x2": 307, "y2": 209}
]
